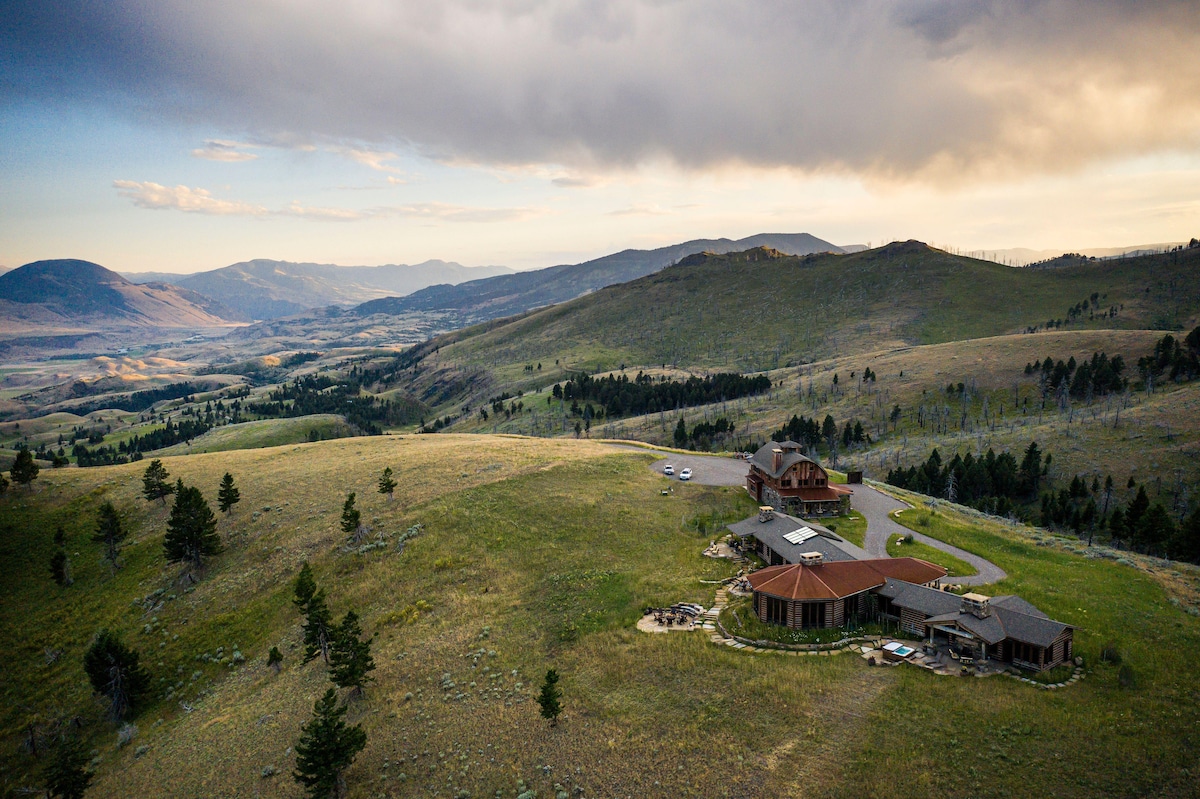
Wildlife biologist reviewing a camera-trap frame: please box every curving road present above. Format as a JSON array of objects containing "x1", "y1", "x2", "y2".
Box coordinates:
[
  {"x1": 606, "y1": 444, "x2": 1006, "y2": 587},
  {"x1": 850, "y1": 483, "x2": 1007, "y2": 587}
]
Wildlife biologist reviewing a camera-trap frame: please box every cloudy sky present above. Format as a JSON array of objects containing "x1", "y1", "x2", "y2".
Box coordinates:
[{"x1": 2, "y1": 0, "x2": 1199, "y2": 273}]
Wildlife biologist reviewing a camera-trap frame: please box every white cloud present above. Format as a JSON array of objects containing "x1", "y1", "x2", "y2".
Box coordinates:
[
  {"x1": 190, "y1": 139, "x2": 259, "y2": 162},
  {"x1": 331, "y1": 146, "x2": 406, "y2": 174},
  {"x1": 385, "y1": 202, "x2": 544, "y2": 223},
  {"x1": 114, "y1": 180, "x2": 541, "y2": 223},
  {"x1": 113, "y1": 180, "x2": 268, "y2": 215},
  {"x1": 606, "y1": 203, "x2": 670, "y2": 217}
]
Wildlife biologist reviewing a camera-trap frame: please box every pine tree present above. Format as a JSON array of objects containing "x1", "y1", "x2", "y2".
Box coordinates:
[
  {"x1": 217, "y1": 472, "x2": 240, "y2": 514},
  {"x1": 141, "y1": 460, "x2": 173, "y2": 504},
  {"x1": 50, "y1": 550, "x2": 73, "y2": 586},
  {"x1": 83, "y1": 629, "x2": 151, "y2": 721},
  {"x1": 292, "y1": 688, "x2": 367, "y2": 799},
  {"x1": 340, "y1": 493, "x2": 360, "y2": 535},
  {"x1": 268, "y1": 646, "x2": 284, "y2": 673},
  {"x1": 11, "y1": 447, "x2": 39, "y2": 490},
  {"x1": 302, "y1": 589, "x2": 334, "y2": 665},
  {"x1": 673, "y1": 418, "x2": 688, "y2": 448},
  {"x1": 377, "y1": 468, "x2": 396, "y2": 500},
  {"x1": 294, "y1": 561, "x2": 317, "y2": 612},
  {"x1": 163, "y1": 482, "x2": 223, "y2": 572},
  {"x1": 537, "y1": 668, "x2": 562, "y2": 726},
  {"x1": 91, "y1": 502, "x2": 126, "y2": 571},
  {"x1": 42, "y1": 733, "x2": 94, "y2": 799},
  {"x1": 329, "y1": 610, "x2": 375, "y2": 697}
]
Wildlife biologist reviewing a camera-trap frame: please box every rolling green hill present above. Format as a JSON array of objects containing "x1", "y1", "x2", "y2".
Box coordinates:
[
  {"x1": 405, "y1": 242, "x2": 1199, "y2": 398},
  {"x1": 2, "y1": 435, "x2": 1198, "y2": 798}
]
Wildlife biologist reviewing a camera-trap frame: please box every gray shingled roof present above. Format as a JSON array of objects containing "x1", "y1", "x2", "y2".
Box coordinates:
[
  {"x1": 991, "y1": 595, "x2": 1049, "y2": 619},
  {"x1": 727, "y1": 510, "x2": 870, "y2": 564},
  {"x1": 887, "y1": 584, "x2": 1070, "y2": 648},
  {"x1": 882, "y1": 581, "x2": 962, "y2": 615},
  {"x1": 992, "y1": 606, "x2": 1069, "y2": 648},
  {"x1": 749, "y1": 440, "x2": 818, "y2": 480}
]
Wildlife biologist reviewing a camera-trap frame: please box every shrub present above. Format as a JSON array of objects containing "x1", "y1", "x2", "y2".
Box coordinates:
[
  {"x1": 1118, "y1": 664, "x2": 1137, "y2": 689},
  {"x1": 1100, "y1": 642, "x2": 1122, "y2": 665},
  {"x1": 116, "y1": 723, "x2": 138, "y2": 748}
]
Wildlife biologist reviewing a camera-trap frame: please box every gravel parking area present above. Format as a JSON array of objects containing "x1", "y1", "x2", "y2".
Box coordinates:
[{"x1": 647, "y1": 454, "x2": 750, "y2": 486}]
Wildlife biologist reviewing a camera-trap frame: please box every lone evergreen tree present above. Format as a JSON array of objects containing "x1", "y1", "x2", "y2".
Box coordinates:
[
  {"x1": 302, "y1": 589, "x2": 334, "y2": 665},
  {"x1": 50, "y1": 549, "x2": 73, "y2": 586},
  {"x1": 294, "y1": 561, "x2": 317, "y2": 612},
  {"x1": 91, "y1": 502, "x2": 126, "y2": 571},
  {"x1": 537, "y1": 668, "x2": 562, "y2": 726},
  {"x1": 163, "y1": 481, "x2": 223, "y2": 573},
  {"x1": 329, "y1": 610, "x2": 375, "y2": 697},
  {"x1": 268, "y1": 646, "x2": 284, "y2": 673},
  {"x1": 42, "y1": 733, "x2": 94, "y2": 799},
  {"x1": 217, "y1": 472, "x2": 240, "y2": 514},
  {"x1": 141, "y1": 460, "x2": 173, "y2": 504},
  {"x1": 11, "y1": 447, "x2": 39, "y2": 490},
  {"x1": 340, "y1": 493, "x2": 360, "y2": 535},
  {"x1": 83, "y1": 629, "x2": 150, "y2": 721},
  {"x1": 377, "y1": 467, "x2": 396, "y2": 500},
  {"x1": 292, "y1": 688, "x2": 367, "y2": 799}
]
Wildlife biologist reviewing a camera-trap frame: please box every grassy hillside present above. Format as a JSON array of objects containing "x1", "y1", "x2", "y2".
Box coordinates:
[
  {"x1": 405, "y1": 242, "x2": 1200, "y2": 395},
  {"x1": 2, "y1": 435, "x2": 1199, "y2": 797},
  {"x1": 446, "y1": 329, "x2": 1200, "y2": 500},
  {"x1": 153, "y1": 415, "x2": 356, "y2": 454}
]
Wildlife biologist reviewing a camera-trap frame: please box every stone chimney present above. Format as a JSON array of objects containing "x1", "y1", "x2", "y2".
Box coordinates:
[
  {"x1": 758, "y1": 506, "x2": 774, "y2": 523},
  {"x1": 960, "y1": 593, "x2": 991, "y2": 618}
]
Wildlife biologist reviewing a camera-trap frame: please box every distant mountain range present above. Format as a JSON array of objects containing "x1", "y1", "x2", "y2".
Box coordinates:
[
  {"x1": 123, "y1": 259, "x2": 513, "y2": 320},
  {"x1": 353, "y1": 232, "x2": 844, "y2": 324},
  {"x1": 0, "y1": 260, "x2": 238, "y2": 333}
]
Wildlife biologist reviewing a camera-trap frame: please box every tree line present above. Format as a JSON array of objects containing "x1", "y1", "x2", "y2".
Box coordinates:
[
  {"x1": 246, "y1": 374, "x2": 425, "y2": 434},
  {"x1": 1137, "y1": 328, "x2": 1200, "y2": 388},
  {"x1": 551, "y1": 370, "x2": 771, "y2": 418},
  {"x1": 1024, "y1": 351, "x2": 1127, "y2": 402},
  {"x1": 72, "y1": 419, "x2": 212, "y2": 467},
  {"x1": 886, "y1": 442, "x2": 1050, "y2": 519}
]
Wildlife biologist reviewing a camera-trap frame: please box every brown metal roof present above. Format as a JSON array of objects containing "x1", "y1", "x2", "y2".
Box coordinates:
[{"x1": 748, "y1": 558, "x2": 946, "y2": 601}]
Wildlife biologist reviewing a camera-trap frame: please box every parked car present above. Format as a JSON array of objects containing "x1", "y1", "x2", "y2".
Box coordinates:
[
  {"x1": 663, "y1": 464, "x2": 675, "y2": 476},
  {"x1": 679, "y1": 468, "x2": 693, "y2": 481}
]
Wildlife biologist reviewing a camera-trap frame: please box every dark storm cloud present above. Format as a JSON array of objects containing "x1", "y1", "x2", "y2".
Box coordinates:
[{"x1": 4, "y1": 1, "x2": 1199, "y2": 181}]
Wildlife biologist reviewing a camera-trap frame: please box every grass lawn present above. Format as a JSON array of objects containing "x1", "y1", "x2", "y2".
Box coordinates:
[
  {"x1": 823, "y1": 510, "x2": 867, "y2": 548},
  {"x1": 2, "y1": 435, "x2": 1198, "y2": 797},
  {"x1": 886, "y1": 532, "x2": 977, "y2": 577}
]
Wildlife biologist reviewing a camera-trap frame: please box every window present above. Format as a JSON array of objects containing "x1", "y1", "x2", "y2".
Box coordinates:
[
  {"x1": 765, "y1": 595, "x2": 788, "y2": 625},
  {"x1": 800, "y1": 602, "x2": 826, "y2": 628}
]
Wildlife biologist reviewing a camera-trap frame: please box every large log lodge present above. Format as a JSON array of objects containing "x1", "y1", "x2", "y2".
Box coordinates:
[
  {"x1": 729, "y1": 501, "x2": 1075, "y2": 672},
  {"x1": 745, "y1": 440, "x2": 851, "y2": 516}
]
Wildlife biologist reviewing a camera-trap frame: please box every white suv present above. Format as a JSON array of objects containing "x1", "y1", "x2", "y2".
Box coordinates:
[
  {"x1": 679, "y1": 468, "x2": 693, "y2": 481},
  {"x1": 663, "y1": 464, "x2": 675, "y2": 476}
]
